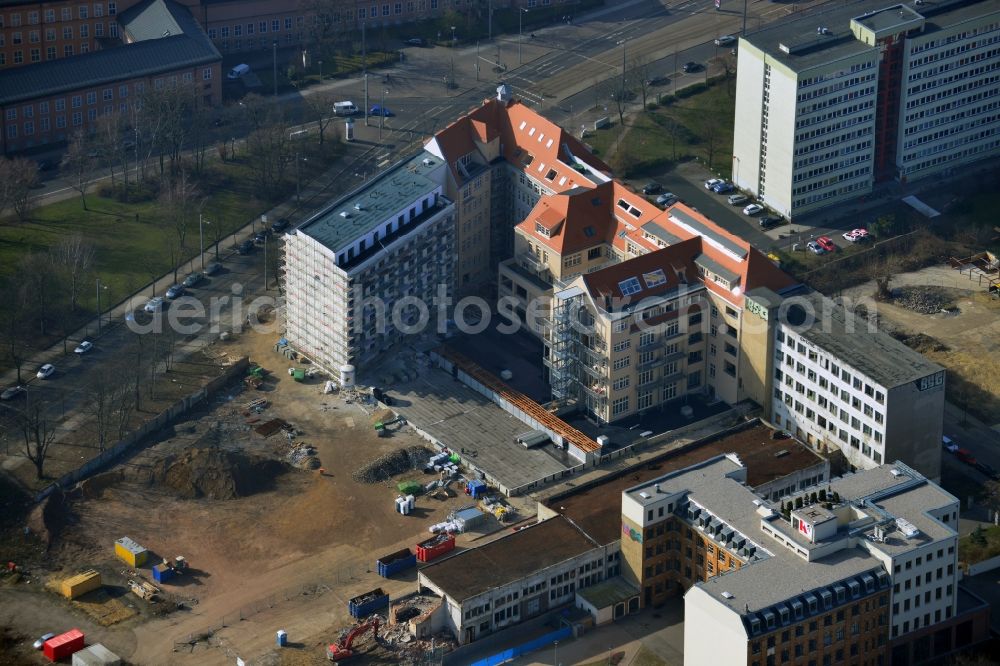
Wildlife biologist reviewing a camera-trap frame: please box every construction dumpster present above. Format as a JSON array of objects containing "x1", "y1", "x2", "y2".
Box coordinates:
[
  {"x1": 44, "y1": 629, "x2": 84, "y2": 662},
  {"x1": 72, "y1": 643, "x2": 121, "y2": 666},
  {"x1": 61, "y1": 570, "x2": 102, "y2": 599},
  {"x1": 376, "y1": 548, "x2": 416, "y2": 578},
  {"x1": 416, "y1": 534, "x2": 455, "y2": 563},
  {"x1": 349, "y1": 588, "x2": 389, "y2": 619},
  {"x1": 114, "y1": 537, "x2": 148, "y2": 567},
  {"x1": 152, "y1": 563, "x2": 175, "y2": 584}
]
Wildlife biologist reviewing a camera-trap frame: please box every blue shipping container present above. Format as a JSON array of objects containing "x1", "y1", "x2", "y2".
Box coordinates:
[
  {"x1": 376, "y1": 548, "x2": 416, "y2": 578},
  {"x1": 349, "y1": 588, "x2": 390, "y2": 619},
  {"x1": 467, "y1": 480, "x2": 487, "y2": 498},
  {"x1": 152, "y1": 564, "x2": 174, "y2": 583}
]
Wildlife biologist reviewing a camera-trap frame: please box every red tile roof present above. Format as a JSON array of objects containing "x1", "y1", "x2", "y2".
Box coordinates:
[{"x1": 582, "y1": 239, "x2": 703, "y2": 303}]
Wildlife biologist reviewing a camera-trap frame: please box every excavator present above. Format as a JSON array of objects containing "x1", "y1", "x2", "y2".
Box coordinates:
[{"x1": 326, "y1": 617, "x2": 380, "y2": 663}]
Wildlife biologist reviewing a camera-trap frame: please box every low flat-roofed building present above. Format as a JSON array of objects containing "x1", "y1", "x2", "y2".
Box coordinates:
[{"x1": 417, "y1": 515, "x2": 612, "y2": 645}]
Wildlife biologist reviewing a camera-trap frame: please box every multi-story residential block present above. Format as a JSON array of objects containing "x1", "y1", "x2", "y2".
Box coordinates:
[
  {"x1": 283, "y1": 151, "x2": 454, "y2": 373},
  {"x1": 733, "y1": 0, "x2": 1000, "y2": 220},
  {"x1": 536, "y1": 199, "x2": 796, "y2": 423},
  {"x1": 619, "y1": 455, "x2": 971, "y2": 665},
  {"x1": 417, "y1": 514, "x2": 617, "y2": 645},
  {"x1": 736, "y1": 287, "x2": 945, "y2": 480},
  {"x1": 425, "y1": 87, "x2": 611, "y2": 294},
  {"x1": 0, "y1": 0, "x2": 222, "y2": 153}
]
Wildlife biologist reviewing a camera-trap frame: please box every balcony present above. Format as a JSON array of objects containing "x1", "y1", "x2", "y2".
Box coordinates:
[
  {"x1": 638, "y1": 338, "x2": 661, "y2": 352},
  {"x1": 582, "y1": 362, "x2": 609, "y2": 379},
  {"x1": 581, "y1": 382, "x2": 609, "y2": 399},
  {"x1": 637, "y1": 356, "x2": 664, "y2": 372}
]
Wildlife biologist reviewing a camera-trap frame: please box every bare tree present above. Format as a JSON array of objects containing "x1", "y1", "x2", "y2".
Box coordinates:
[
  {"x1": 62, "y1": 131, "x2": 96, "y2": 210},
  {"x1": 159, "y1": 170, "x2": 199, "y2": 253},
  {"x1": 18, "y1": 253, "x2": 57, "y2": 336},
  {"x1": 93, "y1": 111, "x2": 126, "y2": 188},
  {"x1": 140, "y1": 81, "x2": 199, "y2": 176},
  {"x1": 0, "y1": 277, "x2": 32, "y2": 384},
  {"x1": 981, "y1": 480, "x2": 1000, "y2": 524},
  {"x1": 89, "y1": 360, "x2": 136, "y2": 451},
  {"x1": 19, "y1": 401, "x2": 58, "y2": 479},
  {"x1": 246, "y1": 121, "x2": 291, "y2": 196},
  {"x1": 303, "y1": 90, "x2": 340, "y2": 145},
  {"x1": 5, "y1": 157, "x2": 39, "y2": 221},
  {"x1": 51, "y1": 233, "x2": 95, "y2": 313},
  {"x1": 630, "y1": 55, "x2": 653, "y2": 109},
  {"x1": 237, "y1": 93, "x2": 271, "y2": 134}
]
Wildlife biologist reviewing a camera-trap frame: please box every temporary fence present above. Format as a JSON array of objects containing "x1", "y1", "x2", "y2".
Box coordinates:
[{"x1": 467, "y1": 626, "x2": 572, "y2": 666}]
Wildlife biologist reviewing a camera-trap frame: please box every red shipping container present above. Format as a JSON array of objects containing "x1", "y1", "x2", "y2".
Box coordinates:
[
  {"x1": 416, "y1": 534, "x2": 455, "y2": 562},
  {"x1": 43, "y1": 628, "x2": 84, "y2": 662}
]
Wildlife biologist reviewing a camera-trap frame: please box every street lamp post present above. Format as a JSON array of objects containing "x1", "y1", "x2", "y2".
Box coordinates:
[
  {"x1": 451, "y1": 25, "x2": 456, "y2": 47},
  {"x1": 554, "y1": 640, "x2": 559, "y2": 666},
  {"x1": 379, "y1": 88, "x2": 388, "y2": 140},
  {"x1": 519, "y1": 8, "x2": 528, "y2": 65},
  {"x1": 95, "y1": 278, "x2": 107, "y2": 334},
  {"x1": 199, "y1": 213, "x2": 209, "y2": 270},
  {"x1": 318, "y1": 59, "x2": 323, "y2": 79},
  {"x1": 272, "y1": 40, "x2": 278, "y2": 97},
  {"x1": 617, "y1": 38, "x2": 627, "y2": 99},
  {"x1": 488, "y1": 0, "x2": 493, "y2": 41}
]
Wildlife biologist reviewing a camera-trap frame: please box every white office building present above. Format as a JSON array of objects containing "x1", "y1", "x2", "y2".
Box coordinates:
[{"x1": 733, "y1": 0, "x2": 1000, "y2": 220}]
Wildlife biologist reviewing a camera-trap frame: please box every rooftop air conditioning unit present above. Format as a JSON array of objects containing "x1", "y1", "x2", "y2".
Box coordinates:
[
  {"x1": 422, "y1": 158, "x2": 434, "y2": 166},
  {"x1": 354, "y1": 202, "x2": 364, "y2": 210}
]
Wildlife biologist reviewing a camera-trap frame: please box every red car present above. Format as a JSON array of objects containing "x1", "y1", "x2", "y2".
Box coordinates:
[
  {"x1": 956, "y1": 448, "x2": 977, "y2": 465},
  {"x1": 816, "y1": 236, "x2": 836, "y2": 252}
]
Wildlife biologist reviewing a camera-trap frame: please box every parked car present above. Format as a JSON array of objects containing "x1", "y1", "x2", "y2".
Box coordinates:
[
  {"x1": 271, "y1": 217, "x2": 290, "y2": 233},
  {"x1": 712, "y1": 181, "x2": 734, "y2": 194},
  {"x1": 956, "y1": 448, "x2": 977, "y2": 465},
  {"x1": 843, "y1": 228, "x2": 870, "y2": 242},
  {"x1": 33, "y1": 633, "x2": 56, "y2": 650},
  {"x1": 369, "y1": 105, "x2": 395, "y2": 117},
  {"x1": 36, "y1": 159, "x2": 55, "y2": 172},
  {"x1": 166, "y1": 284, "x2": 185, "y2": 299},
  {"x1": 759, "y1": 216, "x2": 783, "y2": 229},
  {"x1": 204, "y1": 262, "x2": 222, "y2": 276},
  {"x1": 404, "y1": 37, "x2": 427, "y2": 46},
  {"x1": 974, "y1": 461, "x2": 999, "y2": 480},
  {"x1": 704, "y1": 178, "x2": 723, "y2": 190},
  {"x1": 642, "y1": 182, "x2": 663, "y2": 195},
  {"x1": 238, "y1": 239, "x2": 255, "y2": 255},
  {"x1": 942, "y1": 436, "x2": 959, "y2": 454},
  {"x1": 182, "y1": 272, "x2": 204, "y2": 288},
  {"x1": 144, "y1": 296, "x2": 165, "y2": 313},
  {"x1": 254, "y1": 230, "x2": 269, "y2": 243},
  {"x1": 727, "y1": 194, "x2": 748, "y2": 206},
  {"x1": 682, "y1": 61, "x2": 701, "y2": 73},
  {"x1": 743, "y1": 203, "x2": 764, "y2": 216},
  {"x1": 715, "y1": 35, "x2": 736, "y2": 46},
  {"x1": 1, "y1": 386, "x2": 27, "y2": 401},
  {"x1": 816, "y1": 236, "x2": 836, "y2": 252},
  {"x1": 655, "y1": 192, "x2": 678, "y2": 207},
  {"x1": 36, "y1": 364, "x2": 55, "y2": 379},
  {"x1": 645, "y1": 75, "x2": 668, "y2": 86},
  {"x1": 73, "y1": 340, "x2": 93, "y2": 354},
  {"x1": 806, "y1": 241, "x2": 825, "y2": 255}
]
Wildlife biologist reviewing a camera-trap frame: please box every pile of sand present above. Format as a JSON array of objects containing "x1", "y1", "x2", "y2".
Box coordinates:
[{"x1": 153, "y1": 447, "x2": 286, "y2": 499}]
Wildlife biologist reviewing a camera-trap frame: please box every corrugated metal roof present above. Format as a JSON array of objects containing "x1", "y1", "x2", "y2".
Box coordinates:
[{"x1": 0, "y1": 0, "x2": 220, "y2": 107}]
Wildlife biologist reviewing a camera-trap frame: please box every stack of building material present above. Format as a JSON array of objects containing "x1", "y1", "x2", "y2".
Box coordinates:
[
  {"x1": 61, "y1": 570, "x2": 102, "y2": 600},
  {"x1": 114, "y1": 537, "x2": 148, "y2": 567},
  {"x1": 395, "y1": 496, "x2": 413, "y2": 515},
  {"x1": 71, "y1": 644, "x2": 121, "y2": 666},
  {"x1": 452, "y1": 507, "x2": 488, "y2": 533}
]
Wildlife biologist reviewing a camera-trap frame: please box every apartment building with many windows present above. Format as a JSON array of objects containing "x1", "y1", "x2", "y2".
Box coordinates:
[
  {"x1": 733, "y1": 0, "x2": 1000, "y2": 220},
  {"x1": 619, "y1": 455, "x2": 981, "y2": 666},
  {"x1": 283, "y1": 151, "x2": 455, "y2": 373}
]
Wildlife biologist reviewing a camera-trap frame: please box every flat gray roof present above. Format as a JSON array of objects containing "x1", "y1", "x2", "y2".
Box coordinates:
[
  {"x1": 784, "y1": 291, "x2": 943, "y2": 388},
  {"x1": 383, "y1": 364, "x2": 576, "y2": 492},
  {"x1": 695, "y1": 254, "x2": 740, "y2": 286},
  {"x1": 421, "y1": 516, "x2": 598, "y2": 602},
  {"x1": 668, "y1": 209, "x2": 747, "y2": 259},
  {"x1": 743, "y1": 0, "x2": 1000, "y2": 73},
  {"x1": 641, "y1": 221, "x2": 682, "y2": 246},
  {"x1": 298, "y1": 152, "x2": 443, "y2": 253},
  {"x1": 576, "y1": 576, "x2": 639, "y2": 609}
]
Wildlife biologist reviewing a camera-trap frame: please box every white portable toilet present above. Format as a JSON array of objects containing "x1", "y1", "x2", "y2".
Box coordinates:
[
  {"x1": 340, "y1": 364, "x2": 355, "y2": 389},
  {"x1": 345, "y1": 117, "x2": 355, "y2": 141},
  {"x1": 406, "y1": 494, "x2": 415, "y2": 511}
]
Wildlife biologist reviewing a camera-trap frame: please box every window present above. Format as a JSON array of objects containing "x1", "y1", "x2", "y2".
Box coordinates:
[
  {"x1": 613, "y1": 356, "x2": 631, "y2": 370},
  {"x1": 94, "y1": 22, "x2": 103, "y2": 36},
  {"x1": 108, "y1": 2, "x2": 117, "y2": 16},
  {"x1": 285, "y1": 17, "x2": 292, "y2": 29},
  {"x1": 79, "y1": 5, "x2": 89, "y2": 19},
  {"x1": 613, "y1": 377, "x2": 629, "y2": 391},
  {"x1": 272, "y1": 19, "x2": 280, "y2": 32},
  {"x1": 612, "y1": 396, "x2": 629, "y2": 416},
  {"x1": 80, "y1": 24, "x2": 88, "y2": 38},
  {"x1": 86, "y1": 92, "x2": 96, "y2": 105},
  {"x1": 72, "y1": 111, "x2": 82, "y2": 126}
]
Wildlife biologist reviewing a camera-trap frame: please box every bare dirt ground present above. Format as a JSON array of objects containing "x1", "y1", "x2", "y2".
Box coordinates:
[
  {"x1": 0, "y1": 321, "x2": 508, "y2": 665},
  {"x1": 842, "y1": 263, "x2": 1000, "y2": 425}
]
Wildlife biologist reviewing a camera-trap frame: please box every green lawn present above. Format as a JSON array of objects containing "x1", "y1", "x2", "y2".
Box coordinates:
[
  {"x1": 959, "y1": 524, "x2": 1000, "y2": 565},
  {"x1": 584, "y1": 77, "x2": 737, "y2": 179}
]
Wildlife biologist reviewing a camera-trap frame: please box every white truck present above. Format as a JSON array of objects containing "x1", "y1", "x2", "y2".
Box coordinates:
[{"x1": 333, "y1": 101, "x2": 359, "y2": 116}]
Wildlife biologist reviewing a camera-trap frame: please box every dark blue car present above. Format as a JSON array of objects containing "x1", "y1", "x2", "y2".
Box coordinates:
[
  {"x1": 369, "y1": 105, "x2": 395, "y2": 117},
  {"x1": 712, "y1": 182, "x2": 734, "y2": 194}
]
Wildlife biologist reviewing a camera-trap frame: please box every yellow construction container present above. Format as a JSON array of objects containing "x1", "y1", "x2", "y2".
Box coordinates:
[
  {"x1": 61, "y1": 570, "x2": 102, "y2": 599},
  {"x1": 114, "y1": 537, "x2": 148, "y2": 567}
]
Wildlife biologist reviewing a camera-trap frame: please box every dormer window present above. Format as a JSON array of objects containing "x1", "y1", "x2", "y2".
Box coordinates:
[
  {"x1": 535, "y1": 222, "x2": 551, "y2": 238},
  {"x1": 545, "y1": 169, "x2": 557, "y2": 181}
]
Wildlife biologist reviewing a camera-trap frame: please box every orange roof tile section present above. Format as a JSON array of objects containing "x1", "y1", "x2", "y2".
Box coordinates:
[
  {"x1": 582, "y1": 239, "x2": 703, "y2": 301},
  {"x1": 437, "y1": 347, "x2": 602, "y2": 455}
]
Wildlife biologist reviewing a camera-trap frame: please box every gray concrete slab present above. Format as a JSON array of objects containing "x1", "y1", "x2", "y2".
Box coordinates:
[
  {"x1": 444, "y1": 324, "x2": 551, "y2": 404},
  {"x1": 387, "y1": 367, "x2": 574, "y2": 492}
]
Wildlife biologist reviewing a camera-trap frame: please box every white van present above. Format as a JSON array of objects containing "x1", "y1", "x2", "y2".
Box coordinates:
[
  {"x1": 334, "y1": 101, "x2": 359, "y2": 116},
  {"x1": 227, "y1": 63, "x2": 250, "y2": 80}
]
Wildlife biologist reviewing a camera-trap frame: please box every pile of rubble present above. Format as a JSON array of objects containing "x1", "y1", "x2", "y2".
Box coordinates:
[
  {"x1": 352, "y1": 446, "x2": 428, "y2": 484},
  {"x1": 281, "y1": 442, "x2": 320, "y2": 470},
  {"x1": 890, "y1": 286, "x2": 957, "y2": 314}
]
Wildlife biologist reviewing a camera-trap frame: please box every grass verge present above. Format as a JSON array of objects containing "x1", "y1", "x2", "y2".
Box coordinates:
[{"x1": 959, "y1": 524, "x2": 1000, "y2": 565}]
